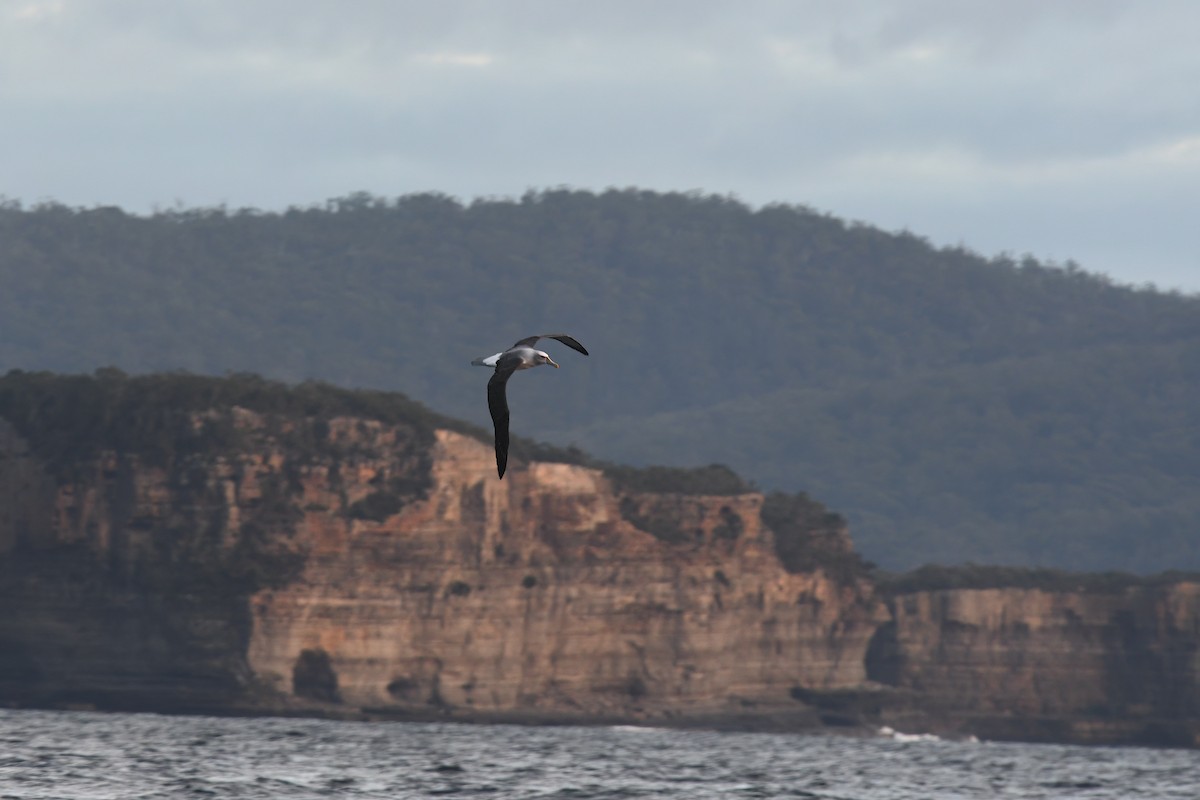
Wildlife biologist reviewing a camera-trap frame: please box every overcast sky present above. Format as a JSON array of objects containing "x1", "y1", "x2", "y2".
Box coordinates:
[{"x1": 3, "y1": 0, "x2": 1197, "y2": 291}]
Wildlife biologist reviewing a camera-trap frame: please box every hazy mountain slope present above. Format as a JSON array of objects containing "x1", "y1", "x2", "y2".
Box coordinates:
[
  {"x1": 549, "y1": 340, "x2": 1200, "y2": 571},
  {"x1": 1, "y1": 189, "x2": 1197, "y2": 570}
]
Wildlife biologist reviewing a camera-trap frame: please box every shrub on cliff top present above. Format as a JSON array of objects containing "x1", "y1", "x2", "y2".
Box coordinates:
[
  {"x1": 875, "y1": 563, "x2": 1200, "y2": 594},
  {"x1": 762, "y1": 490, "x2": 869, "y2": 582},
  {"x1": 499, "y1": 442, "x2": 758, "y2": 497},
  {"x1": 0, "y1": 369, "x2": 768, "y2": 499},
  {"x1": 603, "y1": 463, "x2": 753, "y2": 495},
  {"x1": 0, "y1": 368, "x2": 483, "y2": 477}
]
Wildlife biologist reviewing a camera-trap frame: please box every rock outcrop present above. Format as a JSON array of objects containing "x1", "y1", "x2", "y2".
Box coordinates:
[
  {"x1": 247, "y1": 428, "x2": 884, "y2": 723},
  {"x1": 867, "y1": 582, "x2": 1200, "y2": 746},
  {"x1": 0, "y1": 403, "x2": 882, "y2": 728},
  {"x1": 2, "y1": 380, "x2": 1200, "y2": 747}
]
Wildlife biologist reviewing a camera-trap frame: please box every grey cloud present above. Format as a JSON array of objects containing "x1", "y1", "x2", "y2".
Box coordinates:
[{"x1": 1, "y1": 0, "x2": 1197, "y2": 289}]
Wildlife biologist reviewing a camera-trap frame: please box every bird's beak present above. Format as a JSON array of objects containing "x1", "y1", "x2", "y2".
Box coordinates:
[{"x1": 549, "y1": 358, "x2": 560, "y2": 368}]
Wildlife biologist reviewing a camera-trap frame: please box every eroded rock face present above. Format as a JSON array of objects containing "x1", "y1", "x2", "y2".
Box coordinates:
[
  {"x1": 247, "y1": 430, "x2": 886, "y2": 720},
  {"x1": 4, "y1": 406, "x2": 1200, "y2": 746},
  {"x1": 0, "y1": 412, "x2": 882, "y2": 723},
  {"x1": 0, "y1": 410, "x2": 426, "y2": 711},
  {"x1": 868, "y1": 583, "x2": 1200, "y2": 745}
]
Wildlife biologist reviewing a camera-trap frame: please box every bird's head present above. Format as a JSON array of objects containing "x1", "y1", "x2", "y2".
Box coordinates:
[{"x1": 536, "y1": 351, "x2": 559, "y2": 368}]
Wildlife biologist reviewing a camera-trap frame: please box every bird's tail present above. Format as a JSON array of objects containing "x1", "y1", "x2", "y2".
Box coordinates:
[{"x1": 472, "y1": 352, "x2": 502, "y2": 367}]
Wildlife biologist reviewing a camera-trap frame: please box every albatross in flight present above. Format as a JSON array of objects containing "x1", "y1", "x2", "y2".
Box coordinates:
[{"x1": 471, "y1": 334, "x2": 589, "y2": 478}]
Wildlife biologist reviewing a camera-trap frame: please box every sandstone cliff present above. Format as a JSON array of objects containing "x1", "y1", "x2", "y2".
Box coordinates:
[
  {"x1": 0, "y1": 381, "x2": 882, "y2": 728},
  {"x1": 866, "y1": 580, "x2": 1200, "y2": 746},
  {"x1": 248, "y1": 427, "x2": 884, "y2": 723},
  {"x1": 2, "y1": 373, "x2": 1200, "y2": 747}
]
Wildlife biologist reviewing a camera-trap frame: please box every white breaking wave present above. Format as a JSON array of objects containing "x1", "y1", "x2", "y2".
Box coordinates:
[{"x1": 878, "y1": 725, "x2": 942, "y2": 742}]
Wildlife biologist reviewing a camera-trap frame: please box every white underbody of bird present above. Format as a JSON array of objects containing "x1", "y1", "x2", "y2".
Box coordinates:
[{"x1": 471, "y1": 333, "x2": 589, "y2": 478}]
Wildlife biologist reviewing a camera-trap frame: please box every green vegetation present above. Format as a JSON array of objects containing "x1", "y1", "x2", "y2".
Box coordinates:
[
  {"x1": 1, "y1": 190, "x2": 1197, "y2": 571},
  {"x1": 346, "y1": 489, "x2": 406, "y2": 522},
  {"x1": 0, "y1": 369, "x2": 474, "y2": 477},
  {"x1": 446, "y1": 580, "x2": 472, "y2": 598},
  {"x1": 604, "y1": 464, "x2": 752, "y2": 495},
  {"x1": 617, "y1": 496, "x2": 689, "y2": 545},
  {"x1": 761, "y1": 491, "x2": 871, "y2": 583},
  {"x1": 875, "y1": 564, "x2": 1200, "y2": 595}
]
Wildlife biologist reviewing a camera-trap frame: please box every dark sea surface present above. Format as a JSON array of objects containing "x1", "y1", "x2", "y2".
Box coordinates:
[{"x1": 1, "y1": 708, "x2": 1199, "y2": 799}]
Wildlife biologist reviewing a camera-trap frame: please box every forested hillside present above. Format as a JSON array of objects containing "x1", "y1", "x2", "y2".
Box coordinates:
[{"x1": 1, "y1": 190, "x2": 1197, "y2": 571}]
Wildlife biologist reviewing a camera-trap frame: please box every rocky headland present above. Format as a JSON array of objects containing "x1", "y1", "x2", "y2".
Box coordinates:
[{"x1": 1, "y1": 372, "x2": 1197, "y2": 747}]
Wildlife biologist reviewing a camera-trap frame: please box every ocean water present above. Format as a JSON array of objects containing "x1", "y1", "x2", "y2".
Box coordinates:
[{"x1": 1, "y1": 708, "x2": 1198, "y2": 799}]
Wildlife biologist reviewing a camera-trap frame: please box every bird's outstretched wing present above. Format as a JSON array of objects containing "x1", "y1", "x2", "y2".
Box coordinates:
[
  {"x1": 511, "y1": 334, "x2": 589, "y2": 357},
  {"x1": 487, "y1": 367, "x2": 516, "y2": 478}
]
